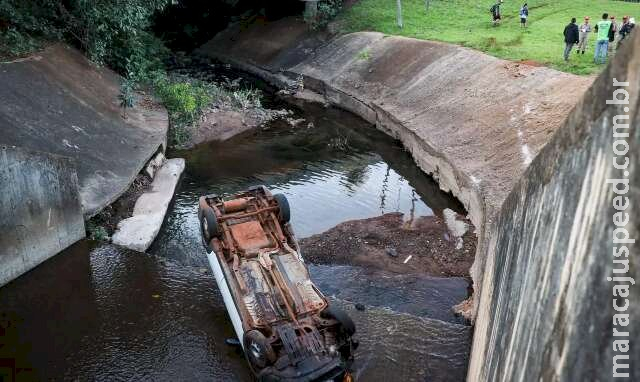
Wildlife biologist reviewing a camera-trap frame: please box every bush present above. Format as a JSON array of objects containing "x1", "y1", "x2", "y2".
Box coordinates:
[
  {"x1": 60, "y1": 0, "x2": 171, "y2": 81},
  {"x1": 209, "y1": 83, "x2": 262, "y2": 110},
  {"x1": 0, "y1": 27, "x2": 41, "y2": 57},
  {"x1": 305, "y1": 0, "x2": 343, "y2": 30},
  {"x1": 0, "y1": 0, "x2": 62, "y2": 58},
  {"x1": 152, "y1": 73, "x2": 212, "y2": 146},
  {"x1": 154, "y1": 77, "x2": 211, "y2": 120},
  {"x1": 0, "y1": 0, "x2": 169, "y2": 80},
  {"x1": 87, "y1": 221, "x2": 109, "y2": 241}
]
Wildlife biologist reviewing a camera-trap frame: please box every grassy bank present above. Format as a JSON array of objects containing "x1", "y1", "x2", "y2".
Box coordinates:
[{"x1": 339, "y1": 0, "x2": 640, "y2": 74}]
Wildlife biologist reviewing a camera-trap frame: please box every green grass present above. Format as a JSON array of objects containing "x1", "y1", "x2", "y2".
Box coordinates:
[
  {"x1": 357, "y1": 48, "x2": 372, "y2": 59},
  {"x1": 338, "y1": 0, "x2": 640, "y2": 75}
]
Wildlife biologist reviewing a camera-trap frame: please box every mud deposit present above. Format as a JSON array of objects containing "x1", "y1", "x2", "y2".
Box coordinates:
[
  {"x1": 301, "y1": 212, "x2": 475, "y2": 277},
  {"x1": 0, "y1": 102, "x2": 475, "y2": 381}
]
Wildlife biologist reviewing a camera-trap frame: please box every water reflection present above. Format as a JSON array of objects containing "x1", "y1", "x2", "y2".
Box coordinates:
[{"x1": 155, "y1": 103, "x2": 464, "y2": 264}]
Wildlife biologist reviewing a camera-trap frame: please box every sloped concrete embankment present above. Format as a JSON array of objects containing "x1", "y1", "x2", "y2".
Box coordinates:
[
  {"x1": 0, "y1": 146, "x2": 84, "y2": 286},
  {"x1": 0, "y1": 44, "x2": 176, "y2": 281},
  {"x1": 469, "y1": 32, "x2": 639, "y2": 381},
  {"x1": 0, "y1": 44, "x2": 168, "y2": 218},
  {"x1": 198, "y1": 18, "x2": 594, "y2": 318}
]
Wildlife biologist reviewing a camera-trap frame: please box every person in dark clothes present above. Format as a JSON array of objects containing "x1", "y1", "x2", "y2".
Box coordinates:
[
  {"x1": 490, "y1": 0, "x2": 503, "y2": 26},
  {"x1": 618, "y1": 16, "x2": 635, "y2": 48},
  {"x1": 563, "y1": 17, "x2": 579, "y2": 61},
  {"x1": 608, "y1": 15, "x2": 618, "y2": 53},
  {"x1": 520, "y1": 3, "x2": 529, "y2": 28}
]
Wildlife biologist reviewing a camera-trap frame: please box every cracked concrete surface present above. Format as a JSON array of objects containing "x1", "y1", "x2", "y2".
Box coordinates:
[{"x1": 0, "y1": 44, "x2": 168, "y2": 218}]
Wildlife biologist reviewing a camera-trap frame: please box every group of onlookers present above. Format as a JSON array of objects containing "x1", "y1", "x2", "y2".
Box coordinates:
[
  {"x1": 563, "y1": 14, "x2": 636, "y2": 63},
  {"x1": 488, "y1": 0, "x2": 636, "y2": 65}
]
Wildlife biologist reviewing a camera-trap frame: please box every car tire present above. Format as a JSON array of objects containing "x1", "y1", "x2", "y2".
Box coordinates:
[
  {"x1": 244, "y1": 330, "x2": 276, "y2": 370},
  {"x1": 273, "y1": 194, "x2": 290, "y2": 223},
  {"x1": 321, "y1": 304, "x2": 356, "y2": 336},
  {"x1": 201, "y1": 207, "x2": 220, "y2": 242}
]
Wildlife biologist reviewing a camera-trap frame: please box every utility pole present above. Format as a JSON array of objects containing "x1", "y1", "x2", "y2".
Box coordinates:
[{"x1": 396, "y1": 0, "x2": 403, "y2": 28}]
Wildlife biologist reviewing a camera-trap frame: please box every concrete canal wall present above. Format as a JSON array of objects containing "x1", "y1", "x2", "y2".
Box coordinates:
[
  {"x1": 0, "y1": 146, "x2": 85, "y2": 287},
  {"x1": 0, "y1": 44, "x2": 168, "y2": 218},
  {"x1": 469, "y1": 32, "x2": 640, "y2": 381},
  {"x1": 0, "y1": 44, "x2": 173, "y2": 284}
]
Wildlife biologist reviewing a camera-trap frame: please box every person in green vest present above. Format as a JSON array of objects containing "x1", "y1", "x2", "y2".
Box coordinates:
[{"x1": 594, "y1": 13, "x2": 613, "y2": 64}]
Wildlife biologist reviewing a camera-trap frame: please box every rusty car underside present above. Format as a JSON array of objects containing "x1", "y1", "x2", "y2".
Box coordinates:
[{"x1": 199, "y1": 186, "x2": 355, "y2": 381}]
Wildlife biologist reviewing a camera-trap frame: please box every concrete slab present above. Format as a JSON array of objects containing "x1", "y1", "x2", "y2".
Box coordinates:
[
  {"x1": 0, "y1": 146, "x2": 84, "y2": 286},
  {"x1": 0, "y1": 44, "x2": 168, "y2": 217},
  {"x1": 112, "y1": 158, "x2": 185, "y2": 252}
]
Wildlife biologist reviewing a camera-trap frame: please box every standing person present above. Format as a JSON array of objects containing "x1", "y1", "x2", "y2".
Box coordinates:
[
  {"x1": 577, "y1": 16, "x2": 591, "y2": 54},
  {"x1": 608, "y1": 15, "x2": 618, "y2": 53},
  {"x1": 490, "y1": 0, "x2": 503, "y2": 26},
  {"x1": 563, "y1": 18, "x2": 579, "y2": 61},
  {"x1": 618, "y1": 16, "x2": 635, "y2": 48},
  {"x1": 594, "y1": 13, "x2": 612, "y2": 64},
  {"x1": 520, "y1": 3, "x2": 529, "y2": 28}
]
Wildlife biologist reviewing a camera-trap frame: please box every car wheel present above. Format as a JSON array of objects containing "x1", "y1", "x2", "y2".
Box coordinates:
[
  {"x1": 201, "y1": 207, "x2": 220, "y2": 242},
  {"x1": 321, "y1": 304, "x2": 356, "y2": 336},
  {"x1": 273, "y1": 194, "x2": 290, "y2": 223},
  {"x1": 243, "y1": 330, "x2": 276, "y2": 370}
]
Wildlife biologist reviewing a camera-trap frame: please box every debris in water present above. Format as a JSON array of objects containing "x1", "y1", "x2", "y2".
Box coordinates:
[
  {"x1": 403, "y1": 255, "x2": 413, "y2": 264},
  {"x1": 286, "y1": 117, "x2": 306, "y2": 127},
  {"x1": 443, "y1": 209, "x2": 468, "y2": 250},
  {"x1": 385, "y1": 246, "x2": 398, "y2": 257}
]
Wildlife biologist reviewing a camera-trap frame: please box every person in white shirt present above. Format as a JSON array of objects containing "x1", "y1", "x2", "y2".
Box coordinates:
[{"x1": 577, "y1": 16, "x2": 591, "y2": 54}]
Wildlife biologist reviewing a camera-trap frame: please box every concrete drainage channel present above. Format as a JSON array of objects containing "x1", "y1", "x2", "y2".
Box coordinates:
[
  {"x1": 0, "y1": 32, "x2": 566, "y2": 379},
  {"x1": 0, "y1": 82, "x2": 478, "y2": 380},
  {"x1": 0, "y1": 10, "x2": 637, "y2": 380}
]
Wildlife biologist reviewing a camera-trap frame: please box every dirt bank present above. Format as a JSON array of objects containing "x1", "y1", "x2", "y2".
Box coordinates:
[
  {"x1": 188, "y1": 105, "x2": 289, "y2": 147},
  {"x1": 300, "y1": 212, "x2": 476, "y2": 278},
  {"x1": 167, "y1": 59, "x2": 294, "y2": 148}
]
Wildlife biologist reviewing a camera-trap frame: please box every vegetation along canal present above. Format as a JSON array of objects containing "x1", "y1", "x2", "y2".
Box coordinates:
[{"x1": 0, "y1": 75, "x2": 477, "y2": 381}]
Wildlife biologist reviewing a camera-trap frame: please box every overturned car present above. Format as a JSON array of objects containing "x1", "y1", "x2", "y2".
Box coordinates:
[{"x1": 198, "y1": 186, "x2": 356, "y2": 381}]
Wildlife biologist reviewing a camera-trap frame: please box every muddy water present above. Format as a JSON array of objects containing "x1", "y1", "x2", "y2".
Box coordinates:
[{"x1": 0, "y1": 104, "x2": 471, "y2": 381}]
